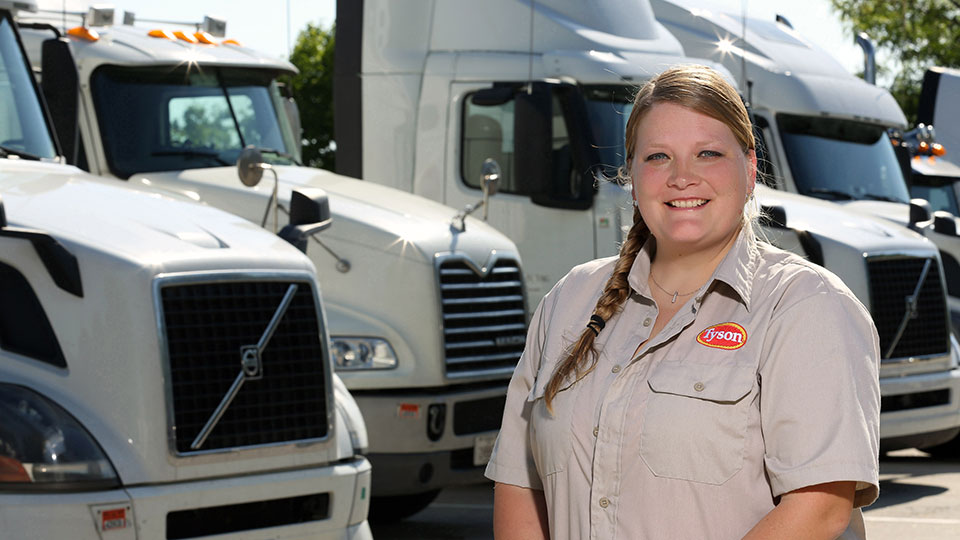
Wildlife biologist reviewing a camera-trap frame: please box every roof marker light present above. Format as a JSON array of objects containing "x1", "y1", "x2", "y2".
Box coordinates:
[
  {"x1": 148, "y1": 29, "x2": 176, "y2": 40},
  {"x1": 194, "y1": 31, "x2": 217, "y2": 45},
  {"x1": 67, "y1": 26, "x2": 100, "y2": 41},
  {"x1": 173, "y1": 30, "x2": 198, "y2": 44},
  {"x1": 932, "y1": 143, "x2": 947, "y2": 157},
  {"x1": 221, "y1": 38, "x2": 243, "y2": 47}
]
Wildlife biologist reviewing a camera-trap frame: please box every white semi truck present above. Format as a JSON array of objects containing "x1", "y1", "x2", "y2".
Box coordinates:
[
  {"x1": 0, "y1": 1, "x2": 371, "y2": 538},
  {"x1": 331, "y1": 0, "x2": 960, "y2": 453},
  {"x1": 20, "y1": 6, "x2": 528, "y2": 519}
]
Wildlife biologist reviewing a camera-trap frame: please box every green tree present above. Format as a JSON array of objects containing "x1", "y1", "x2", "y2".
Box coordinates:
[
  {"x1": 830, "y1": 0, "x2": 960, "y2": 124},
  {"x1": 283, "y1": 23, "x2": 336, "y2": 170}
]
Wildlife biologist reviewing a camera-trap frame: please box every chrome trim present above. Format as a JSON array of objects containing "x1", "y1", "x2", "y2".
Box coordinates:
[
  {"x1": 153, "y1": 270, "x2": 335, "y2": 459},
  {"x1": 433, "y1": 251, "x2": 527, "y2": 382}
]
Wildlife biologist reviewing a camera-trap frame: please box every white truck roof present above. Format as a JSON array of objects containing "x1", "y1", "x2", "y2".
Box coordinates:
[{"x1": 652, "y1": 0, "x2": 906, "y2": 127}]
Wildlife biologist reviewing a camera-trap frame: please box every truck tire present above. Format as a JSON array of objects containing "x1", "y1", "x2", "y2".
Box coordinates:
[
  {"x1": 369, "y1": 489, "x2": 442, "y2": 523},
  {"x1": 921, "y1": 434, "x2": 960, "y2": 459}
]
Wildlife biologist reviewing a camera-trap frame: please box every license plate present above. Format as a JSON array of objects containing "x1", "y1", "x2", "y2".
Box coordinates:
[{"x1": 473, "y1": 432, "x2": 498, "y2": 466}]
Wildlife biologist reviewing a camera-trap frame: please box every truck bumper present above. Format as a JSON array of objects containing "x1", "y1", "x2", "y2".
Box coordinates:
[
  {"x1": 0, "y1": 458, "x2": 373, "y2": 540},
  {"x1": 352, "y1": 383, "x2": 507, "y2": 496},
  {"x1": 880, "y1": 367, "x2": 960, "y2": 451}
]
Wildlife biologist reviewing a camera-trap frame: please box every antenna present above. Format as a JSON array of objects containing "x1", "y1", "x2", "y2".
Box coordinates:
[
  {"x1": 527, "y1": 0, "x2": 534, "y2": 93},
  {"x1": 740, "y1": 0, "x2": 748, "y2": 94}
]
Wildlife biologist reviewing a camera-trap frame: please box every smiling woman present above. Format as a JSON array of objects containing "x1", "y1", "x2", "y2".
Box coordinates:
[{"x1": 486, "y1": 65, "x2": 882, "y2": 540}]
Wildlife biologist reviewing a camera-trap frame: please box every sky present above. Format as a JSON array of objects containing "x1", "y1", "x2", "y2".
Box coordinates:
[{"x1": 34, "y1": 0, "x2": 866, "y2": 76}]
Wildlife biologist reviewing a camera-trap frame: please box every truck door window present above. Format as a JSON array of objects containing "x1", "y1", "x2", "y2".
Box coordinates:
[
  {"x1": 911, "y1": 179, "x2": 960, "y2": 217},
  {"x1": 0, "y1": 15, "x2": 56, "y2": 159}
]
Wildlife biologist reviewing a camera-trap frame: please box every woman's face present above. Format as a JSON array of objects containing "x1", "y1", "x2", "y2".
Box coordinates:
[{"x1": 631, "y1": 102, "x2": 756, "y2": 256}]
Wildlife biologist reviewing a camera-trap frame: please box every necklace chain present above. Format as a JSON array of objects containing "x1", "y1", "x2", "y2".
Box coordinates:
[{"x1": 649, "y1": 272, "x2": 702, "y2": 304}]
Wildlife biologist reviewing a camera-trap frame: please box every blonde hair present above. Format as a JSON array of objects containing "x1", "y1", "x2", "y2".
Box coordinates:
[{"x1": 544, "y1": 65, "x2": 756, "y2": 410}]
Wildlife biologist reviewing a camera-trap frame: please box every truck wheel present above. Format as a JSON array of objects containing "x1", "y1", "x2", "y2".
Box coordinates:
[
  {"x1": 921, "y1": 434, "x2": 960, "y2": 459},
  {"x1": 369, "y1": 489, "x2": 442, "y2": 523}
]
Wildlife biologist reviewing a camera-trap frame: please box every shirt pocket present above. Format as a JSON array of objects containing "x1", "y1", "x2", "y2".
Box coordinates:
[
  {"x1": 527, "y1": 330, "x2": 581, "y2": 477},
  {"x1": 639, "y1": 362, "x2": 755, "y2": 485}
]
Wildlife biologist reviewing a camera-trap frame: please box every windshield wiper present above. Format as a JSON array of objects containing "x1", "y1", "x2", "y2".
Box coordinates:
[
  {"x1": 863, "y1": 193, "x2": 908, "y2": 204},
  {"x1": 807, "y1": 187, "x2": 855, "y2": 200},
  {"x1": 260, "y1": 148, "x2": 302, "y2": 166},
  {"x1": 0, "y1": 145, "x2": 41, "y2": 161},
  {"x1": 151, "y1": 149, "x2": 230, "y2": 166}
]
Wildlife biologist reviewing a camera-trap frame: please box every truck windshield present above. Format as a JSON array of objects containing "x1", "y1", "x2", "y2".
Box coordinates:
[
  {"x1": 90, "y1": 66, "x2": 299, "y2": 179},
  {"x1": 581, "y1": 85, "x2": 634, "y2": 178},
  {"x1": 778, "y1": 114, "x2": 910, "y2": 203},
  {"x1": 0, "y1": 14, "x2": 57, "y2": 160}
]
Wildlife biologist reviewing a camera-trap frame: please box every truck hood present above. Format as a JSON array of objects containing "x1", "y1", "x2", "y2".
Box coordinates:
[
  {"x1": 1, "y1": 160, "x2": 311, "y2": 272},
  {"x1": 130, "y1": 165, "x2": 522, "y2": 267},
  {"x1": 757, "y1": 186, "x2": 927, "y2": 250},
  {"x1": 833, "y1": 199, "x2": 911, "y2": 228}
]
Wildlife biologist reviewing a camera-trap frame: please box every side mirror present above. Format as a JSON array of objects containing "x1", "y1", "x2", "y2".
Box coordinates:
[
  {"x1": 237, "y1": 146, "x2": 265, "y2": 187},
  {"x1": 759, "y1": 205, "x2": 788, "y2": 229},
  {"x1": 909, "y1": 198, "x2": 933, "y2": 227},
  {"x1": 480, "y1": 158, "x2": 500, "y2": 220},
  {"x1": 933, "y1": 211, "x2": 959, "y2": 237},
  {"x1": 278, "y1": 188, "x2": 333, "y2": 253}
]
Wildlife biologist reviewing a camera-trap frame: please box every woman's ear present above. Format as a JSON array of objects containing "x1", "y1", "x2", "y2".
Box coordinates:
[{"x1": 746, "y1": 149, "x2": 758, "y2": 191}]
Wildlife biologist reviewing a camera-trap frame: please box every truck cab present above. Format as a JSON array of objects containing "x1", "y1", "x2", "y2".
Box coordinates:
[
  {"x1": 19, "y1": 6, "x2": 528, "y2": 519},
  {"x1": 335, "y1": 0, "x2": 960, "y2": 453},
  {"x1": 0, "y1": 1, "x2": 371, "y2": 537}
]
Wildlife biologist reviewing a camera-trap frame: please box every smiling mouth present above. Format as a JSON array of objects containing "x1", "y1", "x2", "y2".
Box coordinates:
[{"x1": 666, "y1": 199, "x2": 708, "y2": 209}]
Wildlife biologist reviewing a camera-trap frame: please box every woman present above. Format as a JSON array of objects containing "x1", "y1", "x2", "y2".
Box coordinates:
[{"x1": 485, "y1": 65, "x2": 880, "y2": 540}]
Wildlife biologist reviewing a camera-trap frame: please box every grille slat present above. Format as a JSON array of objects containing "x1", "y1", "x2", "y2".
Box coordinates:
[
  {"x1": 867, "y1": 257, "x2": 949, "y2": 360},
  {"x1": 161, "y1": 280, "x2": 329, "y2": 454},
  {"x1": 439, "y1": 259, "x2": 525, "y2": 376}
]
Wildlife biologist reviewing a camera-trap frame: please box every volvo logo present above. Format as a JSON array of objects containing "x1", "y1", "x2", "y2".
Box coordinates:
[
  {"x1": 884, "y1": 258, "x2": 932, "y2": 359},
  {"x1": 427, "y1": 404, "x2": 446, "y2": 441},
  {"x1": 240, "y1": 345, "x2": 263, "y2": 379}
]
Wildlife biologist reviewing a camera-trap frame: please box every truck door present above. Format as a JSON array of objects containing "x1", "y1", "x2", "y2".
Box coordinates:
[{"x1": 446, "y1": 81, "x2": 609, "y2": 305}]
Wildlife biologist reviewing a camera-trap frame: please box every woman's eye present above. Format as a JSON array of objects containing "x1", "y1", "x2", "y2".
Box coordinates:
[
  {"x1": 699, "y1": 150, "x2": 723, "y2": 158},
  {"x1": 645, "y1": 152, "x2": 668, "y2": 161}
]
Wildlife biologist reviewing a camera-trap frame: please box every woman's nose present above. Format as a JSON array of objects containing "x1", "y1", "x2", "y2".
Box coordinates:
[{"x1": 666, "y1": 160, "x2": 698, "y2": 189}]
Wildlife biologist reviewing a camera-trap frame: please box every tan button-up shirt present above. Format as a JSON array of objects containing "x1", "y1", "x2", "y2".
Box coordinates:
[{"x1": 486, "y1": 230, "x2": 881, "y2": 540}]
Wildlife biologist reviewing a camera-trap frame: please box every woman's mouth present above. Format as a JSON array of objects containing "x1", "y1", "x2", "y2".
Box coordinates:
[{"x1": 666, "y1": 198, "x2": 708, "y2": 209}]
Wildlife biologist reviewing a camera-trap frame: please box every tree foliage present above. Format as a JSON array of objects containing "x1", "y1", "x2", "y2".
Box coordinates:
[
  {"x1": 283, "y1": 23, "x2": 336, "y2": 170},
  {"x1": 829, "y1": 0, "x2": 960, "y2": 124}
]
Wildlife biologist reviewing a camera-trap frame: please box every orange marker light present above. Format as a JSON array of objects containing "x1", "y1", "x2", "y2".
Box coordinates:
[
  {"x1": 67, "y1": 26, "x2": 99, "y2": 41},
  {"x1": 148, "y1": 29, "x2": 176, "y2": 40},
  {"x1": 221, "y1": 38, "x2": 243, "y2": 47},
  {"x1": 932, "y1": 143, "x2": 947, "y2": 157},
  {"x1": 194, "y1": 31, "x2": 217, "y2": 45},
  {"x1": 173, "y1": 30, "x2": 198, "y2": 44},
  {"x1": 919, "y1": 141, "x2": 930, "y2": 153}
]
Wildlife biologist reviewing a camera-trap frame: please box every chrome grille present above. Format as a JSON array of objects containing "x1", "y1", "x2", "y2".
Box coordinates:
[
  {"x1": 439, "y1": 258, "x2": 526, "y2": 376},
  {"x1": 160, "y1": 280, "x2": 329, "y2": 454},
  {"x1": 867, "y1": 256, "x2": 949, "y2": 359}
]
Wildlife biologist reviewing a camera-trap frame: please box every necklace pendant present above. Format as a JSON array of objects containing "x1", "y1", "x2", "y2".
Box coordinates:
[{"x1": 671, "y1": 292, "x2": 678, "y2": 303}]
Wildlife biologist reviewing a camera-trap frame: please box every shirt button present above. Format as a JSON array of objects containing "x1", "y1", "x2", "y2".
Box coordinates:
[
  {"x1": 694, "y1": 382, "x2": 705, "y2": 392},
  {"x1": 599, "y1": 497, "x2": 610, "y2": 508},
  {"x1": 611, "y1": 365, "x2": 621, "y2": 373},
  {"x1": 695, "y1": 295, "x2": 704, "y2": 303},
  {"x1": 643, "y1": 317, "x2": 652, "y2": 327},
  {"x1": 593, "y1": 426, "x2": 599, "y2": 437}
]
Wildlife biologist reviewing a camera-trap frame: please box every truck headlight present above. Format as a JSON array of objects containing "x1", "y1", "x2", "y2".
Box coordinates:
[
  {"x1": 330, "y1": 337, "x2": 397, "y2": 370},
  {"x1": 0, "y1": 384, "x2": 118, "y2": 490}
]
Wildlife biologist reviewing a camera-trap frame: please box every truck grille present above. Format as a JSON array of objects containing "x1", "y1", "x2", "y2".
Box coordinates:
[
  {"x1": 439, "y1": 258, "x2": 526, "y2": 377},
  {"x1": 160, "y1": 280, "x2": 329, "y2": 454},
  {"x1": 867, "y1": 256, "x2": 949, "y2": 359}
]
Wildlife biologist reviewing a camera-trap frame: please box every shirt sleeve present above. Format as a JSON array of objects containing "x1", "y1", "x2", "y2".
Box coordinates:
[
  {"x1": 758, "y1": 285, "x2": 881, "y2": 508},
  {"x1": 484, "y1": 290, "x2": 551, "y2": 490}
]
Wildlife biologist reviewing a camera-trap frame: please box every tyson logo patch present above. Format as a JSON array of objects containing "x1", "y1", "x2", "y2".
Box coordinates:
[{"x1": 696, "y1": 322, "x2": 747, "y2": 350}]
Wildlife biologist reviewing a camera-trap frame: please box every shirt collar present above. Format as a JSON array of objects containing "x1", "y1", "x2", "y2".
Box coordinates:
[{"x1": 626, "y1": 227, "x2": 759, "y2": 311}]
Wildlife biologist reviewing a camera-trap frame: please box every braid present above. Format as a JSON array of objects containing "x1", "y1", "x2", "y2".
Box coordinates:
[{"x1": 544, "y1": 207, "x2": 649, "y2": 411}]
